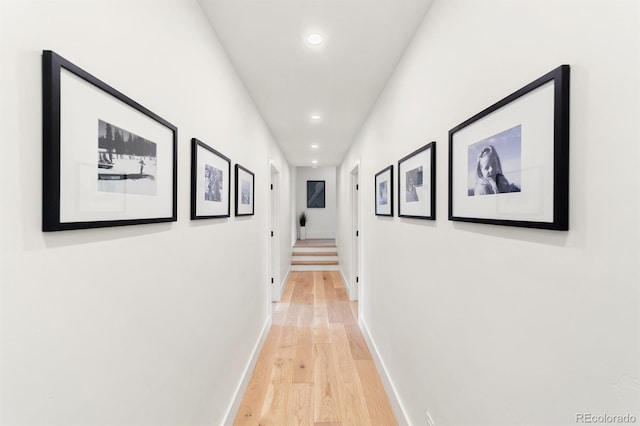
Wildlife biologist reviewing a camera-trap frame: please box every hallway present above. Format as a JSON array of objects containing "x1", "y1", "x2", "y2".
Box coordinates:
[{"x1": 234, "y1": 271, "x2": 397, "y2": 425}]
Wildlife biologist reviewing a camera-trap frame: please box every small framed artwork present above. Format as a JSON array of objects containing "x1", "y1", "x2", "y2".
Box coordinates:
[
  {"x1": 306, "y1": 180, "x2": 326, "y2": 208},
  {"x1": 190, "y1": 138, "x2": 230, "y2": 219},
  {"x1": 42, "y1": 50, "x2": 177, "y2": 231},
  {"x1": 398, "y1": 142, "x2": 436, "y2": 220},
  {"x1": 235, "y1": 164, "x2": 254, "y2": 216},
  {"x1": 448, "y1": 65, "x2": 570, "y2": 230},
  {"x1": 375, "y1": 165, "x2": 393, "y2": 216}
]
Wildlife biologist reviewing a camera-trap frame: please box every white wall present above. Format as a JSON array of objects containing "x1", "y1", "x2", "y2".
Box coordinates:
[
  {"x1": 337, "y1": 1, "x2": 640, "y2": 425},
  {"x1": 296, "y1": 166, "x2": 337, "y2": 239},
  {"x1": 0, "y1": 1, "x2": 291, "y2": 424}
]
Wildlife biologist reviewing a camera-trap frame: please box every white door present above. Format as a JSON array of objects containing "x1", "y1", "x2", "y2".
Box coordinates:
[
  {"x1": 269, "y1": 164, "x2": 281, "y2": 303},
  {"x1": 351, "y1": 166, "x2": 360, "y2": 301}
]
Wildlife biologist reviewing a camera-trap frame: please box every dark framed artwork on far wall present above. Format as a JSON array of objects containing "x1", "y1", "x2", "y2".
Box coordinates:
[
  {"x1": 375, "y1": 165, "x2": 393, "y2": 216},
  {"x1": 398, "y1": 142, "x2": 436, "y2": 220},
  {"x1": 42, "y1": 50, "x2": 177, "y2": 231},
  {"x1": 306, "y1": 180, "x2": 326, "y2": 208},
  {"x1": 235, "y1": 164, "x2": 254, "y2": 216},
  {"x1": 449, "y1": 65, "x2": 570, "y2": 230},
  {"x1": 190, "y1": 138, "x2": 230, "y2": 220}
]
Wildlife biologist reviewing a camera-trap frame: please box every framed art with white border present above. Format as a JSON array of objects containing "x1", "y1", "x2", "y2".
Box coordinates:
[
  {"x1": 448, "y1": 65, "x2": 570, "y2": 230},
  {"x1": 42, "y1": 50, "x2": 177, "y2": 231},
  {"x1": 190, "y1": 138, "x2": 230, "y2": 219},
  {"x1": 398, "y1": 142, "x2": 436, "y2": 220},
  {"x1": 375, "y1": 165, "x2": 393, "y2": 217},
  {"x1": 235, "y1": 164, "x2": 254, "y2": 216}
]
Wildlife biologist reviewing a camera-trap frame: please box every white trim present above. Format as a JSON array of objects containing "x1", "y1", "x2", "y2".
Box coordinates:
[
  {"x1": 222, "y1": 316, "x2": 272, "y2": 426},
  {"x1": 351, "y1": 163, "x2": 360, "y2": 303},
  {"x1": 278, "y1": 267, "x2": 291, "y2": 300},
  {"x1": 340, "y1": 266, "x2": 353, "y2": 301},
  {"x1": 359, "y1": 317, "x2": 410, "y2": 426}
]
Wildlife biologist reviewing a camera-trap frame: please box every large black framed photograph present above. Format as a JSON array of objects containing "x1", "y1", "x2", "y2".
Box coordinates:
[
  {"x1": 375, "y1": 165, "x2": 393, "y2": 216},
  {"x1": 306, "y1": 180, "x2": 326, "y2": 208},
  {"x1": 448, "y1": 65, "x2": 570, "y2": 230},
  {"x1": 42, "y1": 50, "x2": 177, "y2": 231},
  {"x1": 235, "y1": 164, "x2": 254, "y2": 216},
  {"x1": 190, "y1": 138, "x2": 230, "y2": 219},
  {"x1": 398, "y1": 142, "x2": 436, "y2": 220}
]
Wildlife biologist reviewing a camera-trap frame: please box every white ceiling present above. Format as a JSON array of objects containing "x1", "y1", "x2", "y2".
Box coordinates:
[{"x1": 198, "y1": 0, "x2": 433, "y2": 167}]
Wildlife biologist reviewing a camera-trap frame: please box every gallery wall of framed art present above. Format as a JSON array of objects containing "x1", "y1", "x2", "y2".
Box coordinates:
[{"x1": 4, "y1": 5, "x2": 301, "y2": 425}]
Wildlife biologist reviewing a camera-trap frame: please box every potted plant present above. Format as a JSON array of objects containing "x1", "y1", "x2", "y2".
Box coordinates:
[{"x1": 299, "y1": 212, "x2": 307, "y2": 240}]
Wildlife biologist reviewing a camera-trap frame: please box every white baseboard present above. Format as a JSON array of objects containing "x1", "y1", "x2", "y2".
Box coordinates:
[
  {"x1": 359, "y1": 317, "x2": 410, "y2": 426},
  {"x1": 339, "y1": 267, "x2": 352, "y2": 300},
  {"x1": 222, "y1": 316, "x2": 272, "y2": 425},
  {"x1": 279, "y1": 267, "x2": 291, "y2": 299}
]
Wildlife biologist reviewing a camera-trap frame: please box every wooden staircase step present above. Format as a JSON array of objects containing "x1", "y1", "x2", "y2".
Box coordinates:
[
  {"x1": 293, "y1": 245, "x2": 337, "y2": 249},
  {"x1": 292, "y1": 252, "x2": 338, "y2": 256},
  {"x1": 291, "y1": 260, "x2": 339, "y2": 264}
]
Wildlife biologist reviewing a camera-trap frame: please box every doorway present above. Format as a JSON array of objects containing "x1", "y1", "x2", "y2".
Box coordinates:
[
  {"x1": 269, "y1": 163, "x2": 281, "y2": 304},
  {"x1": 351, "y1": 165, "x2": 360, "y2": 302}
]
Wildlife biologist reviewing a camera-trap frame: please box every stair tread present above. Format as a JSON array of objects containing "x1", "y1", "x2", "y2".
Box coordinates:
[
  {"x1": 291, "y1": 260, "x2": 340, "y2": 265},
  {"x1": 293, "y1": 245, "x2": 337, "y2": 249},
  {"x1": 292, "y1": 252, "x2": 338, "y2": 256}
]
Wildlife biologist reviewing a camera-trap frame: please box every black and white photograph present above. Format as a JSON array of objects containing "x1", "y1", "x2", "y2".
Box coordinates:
[
  {"x1": 235, "y1": 164, "x2": 254, "y2": 216},
  {"x1": 204, "y1": 164, "x2": 223, "y2": 202},
  {"x1": 98, "y1": 120, "x2": 157, "y2": 196},
  {"x1": 379, "y1": 181, "x2": 388, "y2": 205},
  {"x1": 306, "y1": 180, "x2": 326, "y2": 208},
  {"x1": 191, "y1": 138, "x2": 230, "y2": 220},
  {"x1": 398, "y1": 142, "x2": 436, "y2": 219},
  {"x1": 375, "y1": 165, "x2": 393, "y2": 216},
  {"x1": 42, "y1": 50, "x2": 177, "y2": 231},
  {"x1": 241, "y1": 180, "x2": 251, "y2": 205},
  {"x1": 467, "y1": 125, "x2": 521, "y2": 196},
  {"x1": 405, "y1": 166, "x2": 422, "y2": 202},
  {"x1": 449, "y1": 65, "x2": 570, "y2": 230}
]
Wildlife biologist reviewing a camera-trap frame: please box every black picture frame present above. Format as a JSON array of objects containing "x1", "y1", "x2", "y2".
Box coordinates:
[
  {"x1": 448, "y1": 65, "x2": 570, "y2": 230},
  {"x1": 398, "y1": 142, "x2": 436, "y2": 220},
  {"x1": 190, "y1": 138, "x2": 230, "y2": 220},
  {"x1": 375, "y1": 165, "x2": 394, "y2": 217},
  {"x1": 235, "y1": 164, "x2": 255, "y2": 216},
  {"x1": 306, "y1": 180, "x2": 326, "y2": 208},
  {"x1": 42, "y1": 50, "x2": 178, "y2": 231}
]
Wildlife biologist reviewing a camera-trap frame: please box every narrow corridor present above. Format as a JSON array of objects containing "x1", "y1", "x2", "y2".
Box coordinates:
[{"x1": 234, "y1": 271, "x2": 397, "y2": 425}]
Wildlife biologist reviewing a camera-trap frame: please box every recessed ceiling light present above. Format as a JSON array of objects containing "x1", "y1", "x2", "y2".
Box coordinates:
[
  {"x1": 311, "y1": 114, "x2": 321, "y2": 120},
  {"x1": 311, "y1": 144, "x2": 319, "y2": 149},
  {"x1": 312, "y1": 160, "x2": 318, "y2": 164},
  {"x1": 307, "y1": 33, "x2": 323, "y2": 45}
]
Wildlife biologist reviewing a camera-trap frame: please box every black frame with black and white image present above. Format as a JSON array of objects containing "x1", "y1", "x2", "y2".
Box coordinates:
[
  {"x1": 448, "y1": 65, "x2": 570, "y2": 230},
  {"x1": 190, "y1": 138, "x2": 230, "y2": 219},
  {"x1": 42, "y1": 50, "x2": 177, "y2": 231},
  {"x1": 306, "y1": 180, "x2": 326, "y2": 208},
  {"x1": 398, "y1": 142, "x2": 436, "y2": 220},
  {"x1": 375, "y1": 165, "x2": 394, "y2": 217},
  {"x1": 235, "y1": 164, "x2": 254, "y2": 216}
]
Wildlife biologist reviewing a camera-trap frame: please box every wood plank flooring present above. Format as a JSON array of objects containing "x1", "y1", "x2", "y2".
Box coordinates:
[{"x1": 234, "y1": 271, "x2": 397, "y2": 426}]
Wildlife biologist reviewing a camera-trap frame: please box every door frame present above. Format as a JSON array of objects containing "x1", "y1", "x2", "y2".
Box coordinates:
[
  {"x1": 351, "y1": 163, "x2": 361, "y2": 302},
  {"x1": 269, "y1": 162, "x2": 281, "y2": 304}
]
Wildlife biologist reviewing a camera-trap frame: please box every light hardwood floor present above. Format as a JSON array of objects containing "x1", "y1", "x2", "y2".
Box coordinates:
[{"x1": 233, "y1": 271, "x2": 397, "y2": 426}]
